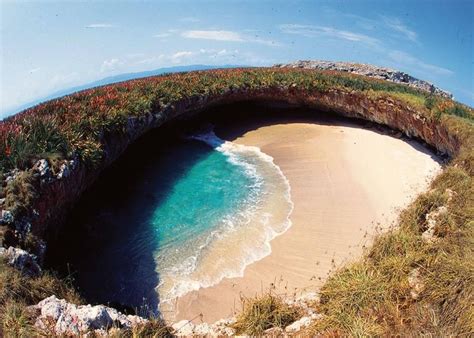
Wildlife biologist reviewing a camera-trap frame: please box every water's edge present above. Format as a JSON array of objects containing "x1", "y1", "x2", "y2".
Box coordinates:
[{"x1": 157, "y1": 128, "x2": 294, "y2": 305}]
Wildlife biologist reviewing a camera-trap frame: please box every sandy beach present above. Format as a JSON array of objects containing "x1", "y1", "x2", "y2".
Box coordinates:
[{"x1": 164, "y1": 116, "x2": 442, "y2": 323}]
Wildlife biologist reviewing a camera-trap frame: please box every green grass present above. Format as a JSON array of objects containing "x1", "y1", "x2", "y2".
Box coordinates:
[
  {"x1": 232, "y1": 292, "x2": 302, "y2": 335},
  {"x1": 307, "y1": 163, "x2": 474, "y2": 336},
  {"x1": 1, "y1": 68, "x2": 472, "y2": 176},
  {"x1": 1, "y1": 67, "x2": 473, "y2": 336},
  {"x1": 0, "y1": 258, "x2": 174, "y2": 336},
  {"x1": 128, "y1": 319, "x2": 174, "y2": 338},
  {"x1": 0, "y1": 300, "x2": 38, "y2": 337},
  {"x1": 0, "y1": 258, "x2": 83, "y2": 336}
]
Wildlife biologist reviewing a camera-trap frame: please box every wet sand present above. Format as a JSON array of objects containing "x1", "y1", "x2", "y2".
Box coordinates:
[{"x1": 164, "y1": 116, "x2": 442, "y2": 323}]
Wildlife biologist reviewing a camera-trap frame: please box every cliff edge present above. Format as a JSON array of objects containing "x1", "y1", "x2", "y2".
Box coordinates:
[{"x1": 274, "y1": 60, "x2": 453, "y2": 99}]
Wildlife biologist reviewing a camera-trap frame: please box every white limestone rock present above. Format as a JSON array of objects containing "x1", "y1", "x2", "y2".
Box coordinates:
[
  {"x1": 35, "y1": 159, "x2": 51, "y2": 177},
  {"x1": 0, "y1": 246, "x2": 42, "y2": 277},
  {"x1": 422, "y1": 205, "x2": 448, "y2": 242},
  {"x1": 30, "y1": 296, "x2": 147, "y2": 336},
  {"x1": 408, "y1": 268, "x2": 425, "y2": 300},
  {"x1": 172, "y1": 320, "x2": 195, "y2": 336},
  {"x1": 285, "y1": 316, "x2": 313, "y2": 333}
]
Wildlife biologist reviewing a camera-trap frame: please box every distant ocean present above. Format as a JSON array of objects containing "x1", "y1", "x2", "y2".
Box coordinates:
[{"x1": 50, "y1": 128, "x2": 292, "y2": 313}]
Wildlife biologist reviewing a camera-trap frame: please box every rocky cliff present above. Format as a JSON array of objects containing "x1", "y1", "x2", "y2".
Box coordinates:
[{"x1": 274, "y1": 60, "x2": 453, "y2": 99}]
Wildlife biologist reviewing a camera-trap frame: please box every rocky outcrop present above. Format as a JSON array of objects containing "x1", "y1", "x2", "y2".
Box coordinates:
[
  {"x1": 0, "y1": 246, "x2": 41, "y2": 277},
  {"x1": 408, "y1": 268, "x2": 425, "y2": 300},
  {"x1": 171, "y1": 292, "x2": 321, "y2": 336},
  {"x1": 0, "y1": 209, "x2": 13, "y2": 225},
  {"x1": 29, "y1": 296, "x2": 147, "y2": 336},
  {"x1": 27, "y1": 291, "x2": 323, "y2": 336},
  {"x1": 284, "y1": 292, "x2": 321, "y2": 333},
  {"x1": 172, "y1": 318, "x2": 236, "y2": 336},
  {"x1": 422, "y1": 205, "x2": 448, "y2": 242},
  {"x1": 274, "y1": 60, "x2": 453, "y2": 99}
]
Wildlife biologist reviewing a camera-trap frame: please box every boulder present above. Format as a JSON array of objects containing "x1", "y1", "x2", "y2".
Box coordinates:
[
  {"x1": 30, "y1": 296, "x2": 147, "y2": 336},
  {"x1": 57, "y1": 159, "x2": 76, "y2": 179},
  {"x1": 209, "y1": 318, "x2": 236, "y2": 336},
  {"x1": 422, "y1": 205, "x2": 448, "y2": 242},
  {"x1": 265, "y1": 326, "x2": 284, "y2": 336},
  {"x1": 171, "y1": 317, "x2": 236, "y2": 336},
  {"x1": 0, "y1": 246, "x2": 42, "y2": 277},
  {"x1": 0, "y1": 210, "x2": 14, "y2": 225},
  {"x1": 34, "y1": 159, "x2": 51, "y2": 178},
  {"x1": 408, "y1": 268, "x2": 425, "y2": 300},
  {"x1": 285, "y1": 316, "x2": 313, "y2": 333},
  {"x1": 172, "y1": 320, "x2": 195, "y2": 336}
]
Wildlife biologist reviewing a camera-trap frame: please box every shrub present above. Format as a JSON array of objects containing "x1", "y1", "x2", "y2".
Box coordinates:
[
  {"x1": 232, "y1": 292, "x2": 302, "y2": 335},
  {"x1": 0, "y1": 259, "x2": 82, "y2": 307},
  {"x1": 0, "y1": 301, "x2": 37, "y2": 337}
]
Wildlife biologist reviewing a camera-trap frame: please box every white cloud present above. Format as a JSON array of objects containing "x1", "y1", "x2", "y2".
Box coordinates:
[
  {"x1": 100, "y1": 58, "x2": 123, "y2": 72},
  {"x1": 382, "y1": 17, "x2": 418, "y2": 43},
  {"x1": 182, "y1": 30, "x2": 244, "y2": 42},
  {"x1": 199, "y1": 48, "x2": 239, "y2": 59},
  {"x1": 181, "y1": 29, "x2": 280, "y2": 46},
  {"x1": 279, "y1": 24, "x2": 379, "y2": 46},
  {"x1": 388, "y1": 50, "x2": 453, "y2": 75},
  {"x1": 85, "y1": 23, "x2": 114, "y2": 29},
  {"x1": 170, "y1": 49, "x2": 237, "y2": 63},
  {"x1": 135, "y1": 48, "x2": 241, "y2": 67},
  {"x1": 171, "y1": 51, "x2": 194, "y2": 62}
]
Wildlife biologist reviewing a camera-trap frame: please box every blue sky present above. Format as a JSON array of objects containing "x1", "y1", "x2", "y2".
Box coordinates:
[{"x1": 1, "y1": 0, "x2": 473, "y2": 117}]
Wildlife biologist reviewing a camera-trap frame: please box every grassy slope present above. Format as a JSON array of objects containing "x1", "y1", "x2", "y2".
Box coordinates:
[
  {"x1": 0, "y1": 68, "x2": 473, "y2": 336},
  {"x1": 308, "y1": 165, "x2": 473, "y2": 336},
  {"x1": 1, "y1": 68, "x2": 471, "y2": 177}
]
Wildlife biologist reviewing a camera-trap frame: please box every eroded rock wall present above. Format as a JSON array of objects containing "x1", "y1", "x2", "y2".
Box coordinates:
[{"x1": 4, "y1": 87, "x2": 460, "y2": 251}]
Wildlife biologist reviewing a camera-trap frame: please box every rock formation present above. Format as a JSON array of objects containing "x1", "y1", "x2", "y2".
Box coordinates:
[
  {"x1": 29, "y1": 296, "x2": 147, "y2": 336},
  {"x1": 0, "y1": 246, "x2": 42, "y2": 277},
  {"x1": 274, "y1": 60, "x2": 453, "y2": 99}
]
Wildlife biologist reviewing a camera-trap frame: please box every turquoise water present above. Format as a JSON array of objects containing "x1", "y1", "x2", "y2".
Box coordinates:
[
  {"x1": 152, "y1": 149, "x2": 255, "y2": 252},
  {"x1": 48, "y1": 129, "x2": 292, "y2": 314}
]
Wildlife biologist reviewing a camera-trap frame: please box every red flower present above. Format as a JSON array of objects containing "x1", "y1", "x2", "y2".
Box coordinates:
[{"x1": 5, "y1": 144, "x2": 11, "y2": 157}]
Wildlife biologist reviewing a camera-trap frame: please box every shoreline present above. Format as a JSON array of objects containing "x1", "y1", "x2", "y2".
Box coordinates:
[
  {"x1": 158, "y1": 130, "x2": 295, "y2": 304},
  {"x1": 162, "y1": 116, "x2": 442, "y2": 323}
]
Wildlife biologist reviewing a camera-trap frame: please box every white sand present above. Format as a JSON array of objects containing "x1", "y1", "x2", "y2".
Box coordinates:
[{"x1": 163, "y1": 118, "x2": 441, "y2": 323}]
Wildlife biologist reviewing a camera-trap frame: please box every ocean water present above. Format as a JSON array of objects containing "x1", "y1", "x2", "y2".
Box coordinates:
[{"x1": 49, "y1": 128, "x2": 292, "y2": 314}]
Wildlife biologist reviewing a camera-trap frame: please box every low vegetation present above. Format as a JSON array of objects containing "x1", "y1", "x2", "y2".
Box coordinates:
[
  {"x1": 0, "y1": 67, "x2": 473, "y2": 336},
  {"x1": 0, "y1": 258, "x2": 82, "y2": 336},
  {"x1": 1, "y1": 68, "x2": 472, "y2": 176},
  {"x1": 232, "y1": 292, "x2": 302, "y2": 335},
  {"x1": 306, "y1": 163, "x2": 474, "y2": 336},
  {"x1": 0, "y1": 258, "x2": 174, "y2": 336}
]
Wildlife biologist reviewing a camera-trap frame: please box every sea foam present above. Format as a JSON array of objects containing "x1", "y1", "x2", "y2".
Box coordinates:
[{"x1": 156, "y1": 128, "x2": 294, "y2": 306}]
